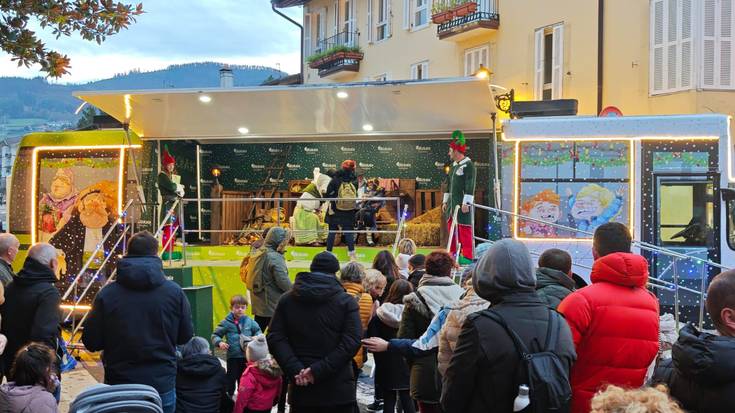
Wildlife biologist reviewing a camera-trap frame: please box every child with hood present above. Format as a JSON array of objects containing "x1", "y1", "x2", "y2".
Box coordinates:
[
  {"x1": 234, "y1": 335, "x2": 283, "y2": 413},
  {"x1": 366, "y1": 279, "x2": 416, "y2": 413}
]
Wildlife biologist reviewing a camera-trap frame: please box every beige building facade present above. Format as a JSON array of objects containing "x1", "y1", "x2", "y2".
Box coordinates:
[{"x1": 274, "y1": 0, "x2": 735, "y2": 119}]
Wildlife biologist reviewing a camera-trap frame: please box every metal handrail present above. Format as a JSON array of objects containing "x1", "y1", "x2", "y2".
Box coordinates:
[
  {"x1": 154, "y1": 198, "x2": 180, "y2": 237},
  {"x1": 392, "y1": 204, "x2": 410, "y2": 255},
  {"x1": 183, "y1": 196, "x2": 400, "y2": 202},
  {"x1": 61, "y1": 199, "x2": 134, "y2": 301},
  {"x1": 68, "y1": 267, "x2": 120, "y2": 345},
  {"x1": 316, "y1": 30, "x2": 359, "y2": 52},
  {"x1": 446, "y1": 205, "x2": 461, "y2": 253},
  {"x1": 472, "y1": 203, "x2": 730, "y2": 271},
  {"x1": 62, "y1": 225, "x2": 129, "y2": 322}
]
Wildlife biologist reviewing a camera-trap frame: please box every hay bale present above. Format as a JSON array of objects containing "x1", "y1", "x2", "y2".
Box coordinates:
[
  {"x1": 379, "y1": 223, "x2": 440, "y2": 247},
  {"x1": 411, "y1": 206, "x2": 442, "y2": 224}
]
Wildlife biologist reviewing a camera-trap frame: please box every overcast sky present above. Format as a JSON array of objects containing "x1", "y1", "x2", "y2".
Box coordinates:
[{"x1": 0, "y1": 0, "x2": 302, "y2": 84}]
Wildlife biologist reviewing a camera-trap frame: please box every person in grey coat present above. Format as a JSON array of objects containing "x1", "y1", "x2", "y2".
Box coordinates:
[
  {"x1": 250, "y1": 227, "x2": 292, "y2": 331},
  {"x1": 0, "y1": 233, "x2": 19, "y2": 287},
  {"x1": 535, "y1": 248, "x2": 576, "y2": 309}
]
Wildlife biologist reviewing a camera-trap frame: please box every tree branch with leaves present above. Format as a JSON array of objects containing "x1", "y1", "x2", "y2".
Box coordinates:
[{"x1": 1, "y1": 0, "x2": 143, "y2": 77}]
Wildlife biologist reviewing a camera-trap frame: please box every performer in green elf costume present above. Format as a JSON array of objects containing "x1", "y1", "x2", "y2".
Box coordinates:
[
  {"x1": 442, "y1": 130, "x2": 476, "y2": 264},
  {"x1": 157, "y1": 146, "x2": 184, "y2": 257}
]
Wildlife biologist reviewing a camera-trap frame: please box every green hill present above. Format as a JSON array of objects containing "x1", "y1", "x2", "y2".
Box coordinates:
[{"x1": 0, "y1": 62, "x2": 287, "y2": 137}]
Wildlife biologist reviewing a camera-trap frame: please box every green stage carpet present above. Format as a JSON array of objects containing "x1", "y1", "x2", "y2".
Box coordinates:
[{"x1": 171, "y1": 245, "x2": 437, "y2": 329}]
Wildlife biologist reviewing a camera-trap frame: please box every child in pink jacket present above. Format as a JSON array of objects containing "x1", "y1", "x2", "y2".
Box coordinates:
[{"x1": 234, "y1": 335, "x2": 282, "y2": 413}]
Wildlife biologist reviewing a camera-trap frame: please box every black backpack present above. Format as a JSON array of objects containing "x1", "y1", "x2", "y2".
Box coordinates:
[{"x1": 482, "y1": 309, "x2": 571, "y2": 413}]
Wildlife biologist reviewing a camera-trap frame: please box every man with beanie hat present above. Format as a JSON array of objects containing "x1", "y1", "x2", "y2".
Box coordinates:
[
  {"x1": 268, "y1": 252, "x2": 362, "y2": 413},
  {"x1": 235, "y1": 335, "x2": 283, "y2": 413},
  {"x1": 441, "y1": 239, "x2": 576, "y2": 413}
]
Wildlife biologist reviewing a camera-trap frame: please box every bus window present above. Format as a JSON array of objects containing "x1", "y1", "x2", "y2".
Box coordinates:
[{"x1": 728, "y1": 198, "x2": 735, "y2": 251}]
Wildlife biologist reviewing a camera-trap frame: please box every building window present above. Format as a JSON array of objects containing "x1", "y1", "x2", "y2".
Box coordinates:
[
  {"x1": 375, "y1": 73, "x2": 388, "y2": 81},
  {"x1": 315, "y1": 10, "x2": 325, "y2": 52},
  {"x1": 649, "y1": 0, "x2": 735, "y2": 94},
  {"x1": 411, "y1": 61, "x2": 429, "y2": 79},
  {"x1": 464, "y1": 45, "x2": 489, "y2": 76},
  {"x1": 414, "y1": 0, "x2": 428, "y2": 29},
  {"x1": 650, "y1": 0, "x2": 694, "y2": 94},
  {"x1": 534, "y1": 23, "x2": 564, "y2": 100},
  {"x1": 377, "y1": 0, "x2": 390, "y2": 41}
]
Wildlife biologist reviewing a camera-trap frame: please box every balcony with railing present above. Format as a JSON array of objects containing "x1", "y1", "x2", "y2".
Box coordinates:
[
  {"x1": 434, "y1": 0, "x2": 499, "y2": 41},
  {"x1": 307, "y1": 31, "x2": 362, "y2": 78}
]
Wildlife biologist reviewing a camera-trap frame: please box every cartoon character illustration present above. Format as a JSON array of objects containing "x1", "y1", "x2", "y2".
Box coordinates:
[
  {"x1": 567, "y1": 184, "x2": 624, "y2": 234},
  {"x1": 520, "y1": 189, "x2": 562, "y2": 237},
  {"x1": 38, "y1": 168, "x2": 78, "y2": 241},
  {"x1": 50, "y1": 186, "x2": 122, "y2": 300}
]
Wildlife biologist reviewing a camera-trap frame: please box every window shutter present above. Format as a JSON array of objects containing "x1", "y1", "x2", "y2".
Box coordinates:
[
  {"x1": 387, "y1": 0, "x2": 392, "y2": 37},
  {"x1": 464, "y1": 51, "x2": 473, "y2": 76},
  {"x1": 334, "y1": 1, "x2": 340, "y2": 37},
  {"x1": 304, "y1": 13, "x2": 312, "y2": 58},
  {"x1": 720, "y1": 0, "x2": 733, "y2": 87},
  {"x1": 321, "y1": 7, "x2": 327, "y2": 42},
  {"x1": 411, "y1": 64, "x2": 417, "y2": 79},
  {"x1": 703, "y1": 0, "x2": 716, "y2": 87},
  {"x1": 680, "y1": 0, "x2": 693, "y2": 88},
  {"x1": 666, "y1": 0, "x2": 678, "y2": 90},
  {"x1": 367, "y1": 0, "x2": 374, "y2": 43},
  {"x1": 651, "y1": 0, "x2": 666, "y2": 93},
  {"x1": 552, "y1": 24, "x2": 564, "y2": 99},
  {"x1": 534, "y1": 29, "x2": 544, "y2": 100},
  {"x1": 403, "y1": 0, "x2": 410, "y2": 29}
]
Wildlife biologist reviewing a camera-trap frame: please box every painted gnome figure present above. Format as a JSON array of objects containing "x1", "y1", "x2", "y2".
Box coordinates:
[
  {"x1": 442, "y1": 130, "x2": 476, "y2": 264},
  {"x1": 38, "y1": 168, "x2": 78, "y2": 242},
  {"x1": 158, "y1": 147, "x2": 185, "y2": 254}
]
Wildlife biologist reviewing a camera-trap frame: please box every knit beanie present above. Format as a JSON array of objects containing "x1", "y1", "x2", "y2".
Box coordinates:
[
  {"x1": 246, "y1": 335, "x2": 270, "y2": 363},
  {"x1": 310, "y1": 251, "x2": 340, "y2": 274}
]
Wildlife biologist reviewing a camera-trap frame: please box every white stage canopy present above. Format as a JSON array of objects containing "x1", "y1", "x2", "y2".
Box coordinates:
[{"x1": 74, "y1": 77, "x2": 496, "y2": 142}]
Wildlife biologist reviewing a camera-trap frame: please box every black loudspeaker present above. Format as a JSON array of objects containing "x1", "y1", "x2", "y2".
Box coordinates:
[{"x1": 510, "y1": 99, "x2": 578, "y2": 118}]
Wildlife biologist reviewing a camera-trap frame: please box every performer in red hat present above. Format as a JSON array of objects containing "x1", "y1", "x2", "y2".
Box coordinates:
[
  {"x1": 158, "y1": 146, "x2": 184, "y2": 256},
  {"x1": 442, "y1": 130, "x2": 476, "y2": 264}
]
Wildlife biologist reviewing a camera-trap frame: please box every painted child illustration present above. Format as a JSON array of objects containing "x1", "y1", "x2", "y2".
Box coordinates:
[
  {"x1": 567, "y1": 184, "x2": 624, "y2": 233},
  {"x1": 38, "y1": 168, "x2": 78, "y2": 241},
  {"x1": 520, "y1": 189, "x2": 562, "y2": 237}
]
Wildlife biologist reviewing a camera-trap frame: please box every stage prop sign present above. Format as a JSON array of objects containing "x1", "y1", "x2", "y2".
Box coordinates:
[{"x1": 33, "y1": 147, "x2": 126, "y2": 304}]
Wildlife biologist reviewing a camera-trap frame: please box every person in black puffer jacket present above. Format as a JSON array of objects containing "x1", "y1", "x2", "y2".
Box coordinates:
[
  {"x1": 82, "y1": 232, "x2": 193, "y2": 413},
  {"x1": 0, "y1": 243, "x2": 61, "y2": 381},
  {"x1": 267, "y1": 252, "x2": 362, "y2": 413},
  {"x1": 652, "y1": 269, "x2": 735, "y2": 413},
  {"x1": 176, "y1": 336, "x2": 231, "y2": 413}
]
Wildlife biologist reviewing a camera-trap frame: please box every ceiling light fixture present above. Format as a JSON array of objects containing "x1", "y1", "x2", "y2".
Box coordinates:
[
  {"x1": 238, "y1": 127, "x2": 249, "y2": 134},
  {"x1": 362, "y1": 124, "x2": 374, "y2": 132},
  {"x1": 198, "y1": 94, "x2": 212, "y2": 103},
  {"x1": 336, "y1": 91, "x2": 349, "y2": 99}
]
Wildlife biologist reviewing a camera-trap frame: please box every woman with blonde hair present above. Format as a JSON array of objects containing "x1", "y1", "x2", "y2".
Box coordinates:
[
  {"x1": 396, "y1": 238, "x2": 417, "y2": 279},
  {"x1": 590, "y1": 385, "x2": 684, "y2": 413}
]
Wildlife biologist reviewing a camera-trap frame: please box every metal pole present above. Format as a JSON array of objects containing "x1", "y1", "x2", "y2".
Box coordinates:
[
  {"x1": 673, "y1": 258, "x2": 680, "y2": 332},
  {"x1": 698, "y1": 263, "x2": 708, "y2": 330},
  {"x1": 470, "y1": 203, "x2": 476, "y2": 258},
  {"x1": 276, "y1": 198, "x2": 281, "y2": 226},
  {"x1": 180, "y1": 198, "x2": 187, "y2": 267}
]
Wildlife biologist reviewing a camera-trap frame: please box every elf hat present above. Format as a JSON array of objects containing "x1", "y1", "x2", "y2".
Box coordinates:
[
  {"x1": 162, "y1": 146, "x2": 176, "y2": 167},
  {"x1": 449, "y1": 130, "x2": 467, "y2": 154}
]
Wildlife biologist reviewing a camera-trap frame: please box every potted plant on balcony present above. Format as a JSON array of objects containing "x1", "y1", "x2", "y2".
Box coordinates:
[
  {"x1": 431, "y1": 1, "x2": 454, "y2": 24},
  {"x1": 453, "y1": 0, "x2": 478, "y2": 17},
  {"x1": 307, "y1": 45, "x2": 364, "y2": 69}
]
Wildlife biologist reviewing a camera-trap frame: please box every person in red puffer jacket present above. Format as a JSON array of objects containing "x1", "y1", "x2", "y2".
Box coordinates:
[
  {"x1": 235, "y1": 335, "x2": 283, "y2": 413},
  {"x1": 558, "y1": 222, "x2": 659, "y2": 413}
]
